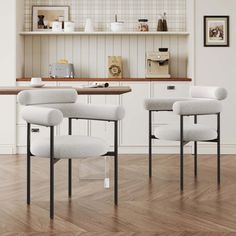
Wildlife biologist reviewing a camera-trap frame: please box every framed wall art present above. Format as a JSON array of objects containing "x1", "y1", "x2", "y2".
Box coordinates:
[
  {"x1": 204, "y1": 16, "x2": 230, "y2": 47},
  {"x1": 32, "y1": 5, "x2": 69, "y2": 31}
]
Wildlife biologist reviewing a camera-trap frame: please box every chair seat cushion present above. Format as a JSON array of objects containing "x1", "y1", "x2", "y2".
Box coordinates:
[
  {"x1": 155, "y1": 124, "x2": 217, "y2": 142},
  {"x1": 31, "y1": 135, "x2": 109, "y2": 159}
]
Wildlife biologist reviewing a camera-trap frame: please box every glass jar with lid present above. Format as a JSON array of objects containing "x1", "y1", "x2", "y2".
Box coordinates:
[{"x1": 138, "y1": 19, "x2": 149, "y2": 32}]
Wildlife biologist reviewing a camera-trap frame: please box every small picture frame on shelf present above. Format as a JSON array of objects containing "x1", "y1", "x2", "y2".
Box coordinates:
[
  {"x1": 204, "y1": 16, "x2": 230, "y2": 47},
  {"x1": 32, "y1": 5, "x2": 69, "y2": 31}
]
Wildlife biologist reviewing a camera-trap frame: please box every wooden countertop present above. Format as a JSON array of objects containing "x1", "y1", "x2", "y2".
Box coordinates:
[
  {"x1": 17, "y1": 77, "x2": 192, "y2": 82},
  {"x1": 0, "y1": 86, "x2": 132, "y2": 95}
]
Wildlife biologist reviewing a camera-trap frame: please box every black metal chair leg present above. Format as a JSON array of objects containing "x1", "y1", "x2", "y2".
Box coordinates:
[
  {"x1": 114, "y1": 121, "x2": 118, "y2": 205},
  {"x1": 50, "y1": 127, "x2": 54, "y2": 219},
  {"x1": 217, "y1": 113, "x2": 221, "y2": 185},
  {"x1": 180, "y1": 116, "x2": 184, "y2": 191},
  {"x1": 149, "y1": 111, "x2": 152, "y2": 178},
  {"x1": 68, "y1": 159, "x2": 72, "y2": 197},
  {"x1": 194, "y1": 141, "x2": 197, "y2": 177},
  {"x1": 27, "y1": 123, "x2": 31, "y2": 205},
  {"x1": 217, "y1": 140, "x2": 220, "y2": 185},
  {"x1": 194, "y1": 115, "x2": 198, "y2": 177},
  {"x1": 68, "y1": 118, "x2": 72, "y2": 198}
]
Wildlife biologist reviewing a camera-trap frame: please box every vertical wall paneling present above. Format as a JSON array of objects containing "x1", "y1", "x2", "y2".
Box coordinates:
[
  {"x1": 170, "y1": 36, "x2": 179, "y2": 77},
  {"x1": 154, "y1": 36, "x2": 162, "y2": 50},
  {"x1": 23, "y1": 34, "x2": 188, "y2": 79},
  {"x1": 113, "y1": 36, "x2": 122, "y2": 56},
  {"x1": 40, "y1": 36, "x2": 49, "y2": 77},
  {"x1": 24, "y1": 36, "x2": 33, "y2": 77},
  {"x1": 49, "y1": 36, "x2": 57, "y2": 69},
  {"x1": 121, "y1": 36, "x2": 130, "y2": 78},
  {"x1": 137, "y1": 36, "x2": 146, "y2": 77},
  {"x1": 89, "y1": 36, "x2": 98, "y2": 78},
  {"x1": 129, "y1": 36, "x2": 138, "y2": 77},
  {"x1": 65, "y1": 36, "x2": 73, "y2": 63},
  {"x1": 56, "y1": 36, "x2": 65, "y2": 61},
  {"x1": 178, "y1": 36, "x2": 187, "y2": 77},
  {"x1": 145, "y1": 36, "x2": 154, "y2": 52},
  {"x1": 73, "y1": 36, "x2": 81, "y2": 77},
  {"x1": 97, "y1": 36, "x2": 106, "y2": 78},
  {"x1": 80, "y1": 36, "x2": 89, "y2": 77},
  {"x1": 32, "y1": 36, "x2": 41, "y2": 77},
  {"x1": 105, "y1": 35, "x2": 114, "y2": 77}
]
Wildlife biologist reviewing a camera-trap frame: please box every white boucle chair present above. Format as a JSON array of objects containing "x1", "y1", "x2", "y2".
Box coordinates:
[
  {"x1": 18, "y1": 89, "x2": 125, "y2": 219},
  {"x1": 144, "y1": 86, "x2": 227, "y2": 191}
]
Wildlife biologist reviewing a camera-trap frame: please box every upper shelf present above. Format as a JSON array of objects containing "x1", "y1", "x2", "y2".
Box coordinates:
[{"x1": 20, "y1": 31, "x2": 190, "y2": 36}]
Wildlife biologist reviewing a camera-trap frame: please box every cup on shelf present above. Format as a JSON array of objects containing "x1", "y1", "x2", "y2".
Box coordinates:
[
  {"x1": 30, "y1": 77, "x2": 42, "y2": 86},
  {"x1": 84, "y1": 18, "x2": 95, "y2": 32}
]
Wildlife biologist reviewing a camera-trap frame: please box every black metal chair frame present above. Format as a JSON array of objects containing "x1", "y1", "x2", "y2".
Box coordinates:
[
  {"x1": 148, "y1": 110, "x2": 221, "y2": 191},
  {"x1": 27, "y1": 117, "x2": 119, "y2": 219}
]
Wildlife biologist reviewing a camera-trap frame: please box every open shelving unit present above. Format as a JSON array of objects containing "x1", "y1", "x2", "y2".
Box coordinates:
[{"x1": 20, "y1": 31, "x2": 190, "y2": 36}]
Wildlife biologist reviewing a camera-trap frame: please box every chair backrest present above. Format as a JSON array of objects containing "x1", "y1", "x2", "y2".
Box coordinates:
[
  {"x1": 18, "y1": 89, "x2": 78, "y2": 106},
  {"x1": 190, "y1": 86, "x2": 227, "y2": 101}
]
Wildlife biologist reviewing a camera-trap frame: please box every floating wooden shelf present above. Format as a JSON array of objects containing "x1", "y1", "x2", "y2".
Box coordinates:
[
  {"x1": 20, "y1": 31, "x2": 190, "y2": 36},
  {"x1": 17, "y1": 77, "x2": 192, "y2": 82}
]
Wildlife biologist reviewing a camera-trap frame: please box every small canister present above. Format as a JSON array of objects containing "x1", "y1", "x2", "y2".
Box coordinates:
[
  {"x1": 52, "y1": 21, "x2": 62, "y2": 32},
  {"x1": 138, "y1": 19, "x2": 149, "y2": 32},
  {"x1": 64, "y1": 21, "x2": 75, "y2": 32}
]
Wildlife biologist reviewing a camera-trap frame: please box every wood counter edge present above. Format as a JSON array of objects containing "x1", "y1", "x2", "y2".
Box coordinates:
[
  {"x1": 0, "y1": 86, "x2": 132, "y2": 95},
  {"x1": 16, "y1": 77, "x2": 192, "y2": 82}
]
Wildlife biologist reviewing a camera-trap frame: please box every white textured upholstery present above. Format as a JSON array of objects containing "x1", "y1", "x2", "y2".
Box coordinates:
[
  {"x1": 155, "y1": 124, "x2": 217, "y2": 142},
  {"x1": 18, "y1": 89, "x2": 78, "y2": 105},
  {"x1": 22, "y1": 106, "x2": 63, "y2": 126},
  {"x1": 31, "y1": 135, "x2": 109, "y2": 159},
  {"x1": 39, "y1": 103, "x2": 125, "y2": 121},
  {"x1": 144, "y1": 98, "x2": 190, "y2": 111},
  {"x1": 190, "y1": 86, "x2": 227, "y2": 100},
  {"x1": 173, "y1": 100, "x2": 222, "y2": 115}
]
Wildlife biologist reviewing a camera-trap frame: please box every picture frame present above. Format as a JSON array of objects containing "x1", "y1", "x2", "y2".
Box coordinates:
[
  {"x1": 32, "y1": 5, "x2": 69, "y2": 31},
  {"x1": 204, "y1": 16, "x2": 230, "y2": 47}
]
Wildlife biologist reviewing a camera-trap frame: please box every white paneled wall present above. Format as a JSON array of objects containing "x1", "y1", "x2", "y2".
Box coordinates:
[
  {"x1": 24, "y1": 0, "x2": 186, "y2": 32},
  {"x1": 24, "y1": 35, "x2": 188, "y2": 78}
]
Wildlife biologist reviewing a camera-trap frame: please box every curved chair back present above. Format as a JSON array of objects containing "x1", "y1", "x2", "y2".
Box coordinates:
[
  {"x1": 190, "y1": 86, "x2": 227, "y2": 101},
  {"x1": 18, "y1": 89, "x2": 78, "y2": 106}
]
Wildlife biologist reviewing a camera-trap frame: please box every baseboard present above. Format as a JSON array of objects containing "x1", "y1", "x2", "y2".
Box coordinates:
[
  {"x1": 197, "y1": 144, "x2": 236, "y2": 154},
  {"x1": 16, "y1": 146, "x2": 26, "y2": 154},
  {"x1": 0, "y1": 145, "x2": 16, "y2": 155},
  {"x1": 119, "y1": 145, "x2": 192, "y2": 154}
]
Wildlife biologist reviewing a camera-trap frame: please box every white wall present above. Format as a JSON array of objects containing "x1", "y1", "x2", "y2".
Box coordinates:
[
  {"x1": 195, "y1": 0, "x2": 236, "y2": 153},
  {"x1": 0, "y1": 0, "x2": 17, "y2": 154}
]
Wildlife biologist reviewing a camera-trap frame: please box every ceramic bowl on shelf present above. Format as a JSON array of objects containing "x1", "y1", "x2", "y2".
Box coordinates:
[
  {"x1": 30, "y1": 83, "x2": 45, "y2": 88},
  {"x1": 110, "y1": 22, "x2": 126, "y2": 32},
  {"x1": 30, "y1": 77, "x2": 45, "y2": 88}
]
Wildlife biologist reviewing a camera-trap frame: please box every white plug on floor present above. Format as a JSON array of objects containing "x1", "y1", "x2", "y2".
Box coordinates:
[{"x1": 104, "y1": 178, "x2": 110, "y2": 189}]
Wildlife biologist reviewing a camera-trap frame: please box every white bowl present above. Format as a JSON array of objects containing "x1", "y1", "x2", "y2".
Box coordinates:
[
  {"x1": 30, "y1": 83, "x2": 45, "y2": 88},
  {"x1": 111, "y1": 22, "x2": 126, "y2": 32}
]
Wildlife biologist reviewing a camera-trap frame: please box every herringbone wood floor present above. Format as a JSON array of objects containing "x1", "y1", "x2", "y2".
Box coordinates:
[{"x1": 0, "y1": 154, "x2": 236, "y2": 236}]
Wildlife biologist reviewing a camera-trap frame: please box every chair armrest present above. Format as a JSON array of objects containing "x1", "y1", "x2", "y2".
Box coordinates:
[
  {"x1": 144, "y1": 98, "x2": 190, "y2": 111},
  {"x1": 22, "y1": 106, "x2": 63, "y2": 126},
  {"x1": 71, "y1": 103, "x2": 125, "y2": 121},
  {"x1": 173, "y1": 100, "x2": 222, "y2": 115}
]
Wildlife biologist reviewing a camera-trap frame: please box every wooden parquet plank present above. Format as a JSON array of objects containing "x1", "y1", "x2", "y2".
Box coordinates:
[{"x1": 0, "y1": 154, "x2": 236, "y2": 235}]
